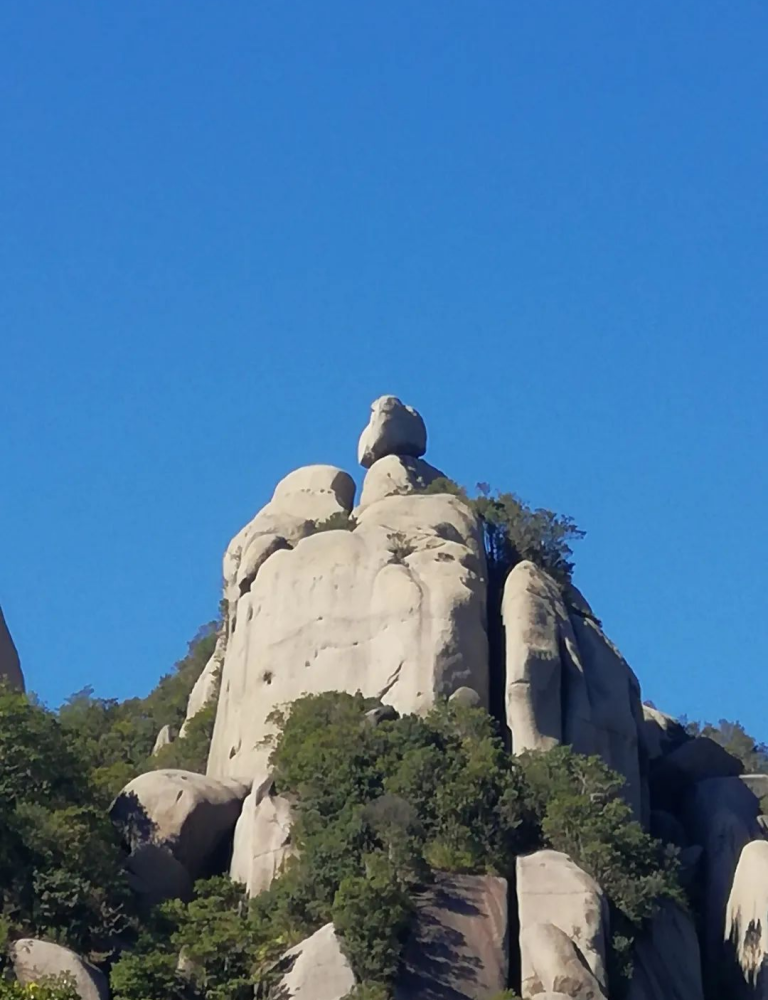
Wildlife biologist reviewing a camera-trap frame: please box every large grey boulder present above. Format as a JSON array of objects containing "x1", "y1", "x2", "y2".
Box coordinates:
[
  {"x1": 520, "y1": 922, "x2": 606, "y2": 999},
  {"x1": 357, "y1": 395, "x2": 427, "y2": 468},
  {"x1": 358, "y1": 454, "x2": 443, "y2": 507},
  {"x1": 502, "y1": 562, "x2": 566, "y2": 754},
  {"x1": 502, "y1": 561, "x2": 645, "y2": 818},
  {"x1": 0, "y1": 605, "x2": 23, "y2": 690},
  {"x1": 111, "y1": 769, "x2": 249, "y2": 884},
  {"x1": 725, "y1": 839, "x2": 768, "y2": 988},
  {"x1": 208, "y1": 492, "x2": 488, "y2": 784},
  {"x1": 10, "y1": 939, "x2": 108, "y2": 1000},
  {"x1": 642, "y1": 704, "x2": 689, "y2": 761},
  {"x1": 626, "y1": 902, "x2": 704, "y2": 1000},
  {"x1": 222, "y1": 464, "x2": 356, "y2": 607},
  {"x1": 274, "y1": 923, "x2": 355, "y2": 1000},
  {"x1": 229, "y1": 779, "x2": 295, "y2": 896},
  {"x1": 517, "y1": 850, "x2": 609, "y2": 999},
  {"x1": 395, "y1": 873, "x2": 508, "y2": 999},
  {"x1": 741, "y1": 774, "x2": 768, "y2": 803},
  {"x1": 682, "y1": 777, "x2": 764, "y2": 982}
]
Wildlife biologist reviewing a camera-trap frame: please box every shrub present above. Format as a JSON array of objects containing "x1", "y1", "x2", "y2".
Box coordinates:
[
  {"x1": 311, "y1": 512, "x2": 357, "y2": 532},
  {"x1": 0, "y1": 976, "x2": 79, "y2": 1000},
  {"x1": 423, "y1": 478, "x2": 584, "y2": 585}
]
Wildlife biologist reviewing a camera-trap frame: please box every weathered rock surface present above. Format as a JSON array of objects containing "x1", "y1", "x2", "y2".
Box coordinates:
[
  {"x1": 395, "y1": 873, "x2": 508, "y2": 999},
  {"x1": 222, "y1": 464, "x2": 356, "y2": 607},
  {"x1": 642, "y1": 704, "x2": 689, "y2": 761},
  {"x1": 358, "y1": 454, "x2": 443, "y2": 507},
  {"x1": 357, "y1": 395, "x2": 427, "y2": 469},
  {"x1": 502, "y1": 562, "x2": 566, "y2": 754},
  {"x1": 152, "y1": 724, "x2": 175, "y2": 754},
  {"x1": 111, "y1": 769, "x2": 249, "y2": 881},
  {"x1": 275, "y1": 923, "x2": 355, "y2": 1000},
  {"x1": 180, "y1": 636, "x2": 223, "y2": 739},
  {"x1": 520, "y1": 921, "x2": 606, "y2": 999},
  {"x1": 229, "y1": 778, "x2": 294, "y2": 896},
  {"x1": 725, "y1": 839, "x2": 768, "y2": 987},
  {"x1": 517, "y1": 849, "x2": 609, "y2": 997},
  {"x1": 502, "y1": 561, "x2": 644, "y2": 817},
  {"x1": 124, "y1": 842, "x2": 193, "y2": 905},
  {"x1": 627, "y1": 902, "x2": 704, "y2": 1000},
  {"x1": 682, "y1": 777, "x2": 764, "y2": 980},
  {"x1": 208, "y1": 492, "x2": 488, "y2": 784},
  {"x1": 0, "y1": 605, "x2": 23, "y2": 690},
  {"x1": 741, "y1": 774, "x2": 768, "y2": 803},
  {"x1": 10, "y1": 939, "x2": 108, "y2": 1000}
]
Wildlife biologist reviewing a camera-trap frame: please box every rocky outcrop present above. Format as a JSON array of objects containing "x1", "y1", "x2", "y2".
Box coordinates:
[
  {"x1": 517, "y1": 849, "x2": 609, "y2": 1000},
  {"x1": 111, "y1": 769, "x2": 249, "y2": 886},
  {"x1": 222, "y1": 464, "x2": 356, "y2": 608},
  {"x1": 274, "y1": 923, "x2": 355, "y2": 1000},
  {"x1": 520, "y1": 922, "x2": 606, "y2": 999},
  {"x1": 626, "y1": 902, "x2": 704, "y2": 1000},
  {"x1": 502, "y1": 561, "x2": 645, "y2": 818},
  {"x1": 395, "y1": 873, "x2": 508, "y2": 999},
  {"x1": 0, "y1": 605, "x2": 23, "y2": 690},
  {"x1": 642, "y1": 704, "x2": 689, "y2": 761},
  {"x1": 725, "y1": 839, "x2": 768, "y2": 988},
  {"x1": 229, "y1": 779, "x2": 294, "y2": 896},
  {"x1": 358, "y1": 454, "x2": 444, "y2": 508},
  {"x1": 357, "y1": 395, "x2": 427, "y2": 469},
  {"x1": 682, "y1": 776, "x2": 764, "y2": 982},
  {"x1": 181, "y1": 634, "x2": 224, "y2": 737},
  {"x1": 10, "y1": 939, "x2": 108, "y2": 1000},
  {"x1": 152, "y1": 724, "x2": 175, "y2": 754},
  {"x1": 208, "y1": 491, "x2": 488, "y2": 784}
]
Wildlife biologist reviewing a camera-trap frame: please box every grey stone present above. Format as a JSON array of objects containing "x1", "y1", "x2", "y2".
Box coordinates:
[
  {"x1": 357, "y1": 395, "x2": 427, "y2": 469},
  {"x1": 359, "y1": 454, "x2": 443, "y2": 507},
  {"x1": 627, "y1": 902, "x2": 704, "y2": 1000},
  {"x1": 275, "y1": 923, "x2": 355, "y2": 1000},
  {"x1": 395, "y1": 873, "x2": 508, "y2": 999},
  {"x1": 11, "y1": 939, "x2": 108, "y2": 1000}
]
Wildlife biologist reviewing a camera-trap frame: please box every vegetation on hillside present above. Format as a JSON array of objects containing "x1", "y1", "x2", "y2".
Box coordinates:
[
  {"x1": 108, "y1": 693, "x2": 681, "y2": 1000},
  {"x1": 57, "y1": 623, "x2": 219, "y2": 804}
]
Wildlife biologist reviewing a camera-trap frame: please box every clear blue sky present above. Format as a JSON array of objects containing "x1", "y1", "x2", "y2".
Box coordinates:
[{"x1": 1, "y1": 3, "x2": 766, "y2": 738}]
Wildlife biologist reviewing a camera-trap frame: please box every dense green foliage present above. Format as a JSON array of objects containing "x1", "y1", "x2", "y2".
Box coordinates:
[
  {"x1": 58, "y1": 623, "x2": 219, "y2": 803},
  {"x1": 0, "y1": 977, "x2": 78, "y2": 1000},
  {"x1": 0, "y1": 687, "x2": 133, "y2": 960},
  {"x1": 109, "y1": 693, "x2": 680, "y2": 999},
  {"x1": 423, "y1": 478, "x2": 584, "y2": 584}
]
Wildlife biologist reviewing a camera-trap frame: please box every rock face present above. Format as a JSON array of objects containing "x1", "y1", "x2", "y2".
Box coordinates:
[
  {"x1": 0, "y1": 605, "x2": 23, "y2": 690},
  {"x1": 152, "y1": 724, "x2": 175, "y2": 754},
  {"x1": 208, "y1": 491, "x2": 488, "y2": 784},
  {"x1": 275, "y1": 923, "x2": 355, "y2": 1000},
  {"x1": 682, "y1": 777, "x2": 764, "y2": 982},
  {"x1": 520, "y1": 922, "x2": 606, "y2": 999},
  {"x1": 111, "y1": 769, "x2": 249, "y2": 884},
  {"x1": 725, "y1": 839, "x2": 768, "y2": 987},
  {"x1": 627, "y1": 902, "x2": 704, "y2": 1000},
  {"x1": 395, "y1": 873, "x2": 508, "y2": 999},
  {"x1": 503, "y1": 561, "x2": 645, "y2": 817},
  {"x1": 642, "y1": 704, "x2": 689, "y2": 761},
  {"x1": 229, "y1": 779, "x2": 295, "y2": 896},
  {"x1": 181, "y1": 634, "x2": 224, "y2": 737},
  {"x1": 358, "y1": 454, "x2": 443, "y2": 508},
  {"x1": 222, "y1": 464, "x2": 356, "y2": 608},
  {"x1": 357, "y1": 395, "x2": 427, "y2": 469},
  {"x1": 517, "y1": 849, "x2": 609, "y2": 1000},
  {"x1": 10, "y1": 939, "x2": 108, "y2": 1000}
]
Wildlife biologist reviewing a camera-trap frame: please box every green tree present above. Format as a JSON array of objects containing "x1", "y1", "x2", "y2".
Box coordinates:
[{"x1": 0, "y1": 686, "x2": 133, "y2": 958}]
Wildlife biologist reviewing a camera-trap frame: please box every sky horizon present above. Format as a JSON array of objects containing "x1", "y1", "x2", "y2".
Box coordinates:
[{"x1": 1, "y1": 3, "x2": 766, "y2": 739}]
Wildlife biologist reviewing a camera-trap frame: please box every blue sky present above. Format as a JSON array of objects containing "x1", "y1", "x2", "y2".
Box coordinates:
[{"x1": 1, "y1": 3, "x2": 766, "y2": 737}]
